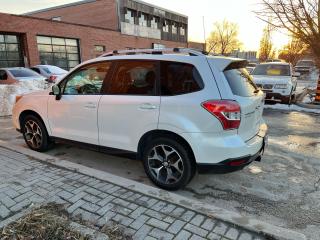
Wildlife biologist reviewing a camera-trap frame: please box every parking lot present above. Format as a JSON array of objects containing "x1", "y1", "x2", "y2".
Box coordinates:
[{"x1": 1, "y1": 108, "x2": 319, "y2": 239}]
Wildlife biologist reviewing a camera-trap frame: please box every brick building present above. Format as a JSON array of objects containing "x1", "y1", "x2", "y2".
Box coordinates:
[{"x1": 0, "y1": 0, "x2": 204, "y2": 70}]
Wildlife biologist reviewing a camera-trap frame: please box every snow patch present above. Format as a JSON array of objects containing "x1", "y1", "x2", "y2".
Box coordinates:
[
  {"x1": 264, "y1": 103, "x2": 320, "y2": 114},
  {"x1": 0, "y1": 80, "x2": 50, "y2": 117}
]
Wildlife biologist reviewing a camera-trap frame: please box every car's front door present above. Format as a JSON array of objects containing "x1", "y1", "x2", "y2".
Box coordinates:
[
  {"x1": 98, "y1": 60, "x2": 160, "y2": 152},
  {"x1": 47, "y1": 61, "x2": 112, "y2": 145}
]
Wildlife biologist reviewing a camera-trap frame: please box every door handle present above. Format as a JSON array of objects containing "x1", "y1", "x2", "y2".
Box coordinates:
[
  {"x1": 84, "y1": 102, "x2": 97, "y2": 109},
  {"x1": 139, "y1": 103, "x2": 157, "y2": 110}
]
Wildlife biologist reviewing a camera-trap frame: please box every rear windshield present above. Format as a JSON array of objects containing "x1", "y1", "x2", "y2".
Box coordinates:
[
  {"x1": 224, "y1": 68, "x2": 258, "y2": 97},
  {"x1": 9, "y1": 69, "x2": 41, "y2": 78},
  {"x1": 252, "y1": 64, "x2": 290, "y2": 76}
]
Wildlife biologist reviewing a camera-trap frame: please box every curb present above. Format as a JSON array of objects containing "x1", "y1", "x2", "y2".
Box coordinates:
[
  {"x1": 0, "y1": 140, "x2": 306, "y2": 240},
  {"x1": 295, "y1": 102, "x2": 320, "y2": 109}
]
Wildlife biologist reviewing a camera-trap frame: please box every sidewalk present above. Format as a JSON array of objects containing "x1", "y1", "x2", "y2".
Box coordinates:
[{"x1": 0, "y1": 146, "x2": 265, "y2": 240}]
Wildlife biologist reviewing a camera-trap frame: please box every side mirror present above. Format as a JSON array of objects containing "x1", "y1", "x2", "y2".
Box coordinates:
[
  {"x1": 293, "y1": 72, "x2": 301, "y2": 77},
  {"x1": 52, "y1": 85, "x2": 62, "y2": 100}
]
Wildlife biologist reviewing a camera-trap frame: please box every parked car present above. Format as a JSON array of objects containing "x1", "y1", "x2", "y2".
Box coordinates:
[
  {"x1": 251, "y1": 62, "x2": 298, "y2": 104},
  {"x1": 30, "y1": 65, "x2": 68, "y2": 83},
  {"x1": 246, "y1": 62, "x2": 257, "y2": 74},
  {"x1": 0, "y1": 67, "x2": 47, "y2": 85},
  {"x1": 294, "y1": 59, "x2": 316, "y2": 74},
  {"x1": 12, "y1": 48, "x2": 268, "y2": 190}
]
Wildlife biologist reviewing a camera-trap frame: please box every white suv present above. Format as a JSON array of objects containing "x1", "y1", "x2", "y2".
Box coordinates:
[{"x1": 12, "y1": 48, "x2": 268, "y2": 190}]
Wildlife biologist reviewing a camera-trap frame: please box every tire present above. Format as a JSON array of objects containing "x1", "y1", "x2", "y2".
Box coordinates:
[
  {"x1": 22, "y1": 115, "x2": 52, "y2": 152},
  {"x1": 281, "y1": 96, "x2": 290, "y2": 104},
  {"x1": 142, "y1": 137, "x2": 193, "y2": 190}
]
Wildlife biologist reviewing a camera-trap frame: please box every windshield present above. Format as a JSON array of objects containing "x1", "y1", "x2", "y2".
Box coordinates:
[
  {"x1": 9, "y1": 69, "x2": 42, "y2": 78},
  {"x1": 252, "y1": 64, "x2": 290, "y2": 76},
  {"x1": 296, "y1": 60, "x2": 314, "y2": 67},
  {"x1": 224, "y1": 68, "x2": 258, "y2": 97}
]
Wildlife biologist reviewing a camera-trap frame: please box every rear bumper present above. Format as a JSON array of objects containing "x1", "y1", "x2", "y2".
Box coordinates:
[{"x1": 197, "y1": 138, "x2": 266, "y2": 174}]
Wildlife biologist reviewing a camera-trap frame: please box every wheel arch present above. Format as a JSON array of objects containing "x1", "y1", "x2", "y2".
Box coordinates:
[
  {"x1": 137, "y1": 130, "x2": 197, "y2": 168},
  {"x1": 19, "y1": 110, "x2": 49, "y2": 134}
]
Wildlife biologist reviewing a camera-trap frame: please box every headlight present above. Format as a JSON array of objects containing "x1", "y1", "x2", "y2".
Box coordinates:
[
  {"x1": 274, "y1": 84, "x2": 288, "y2": 89},
  {"x1": 15, "y1": 95, "x2": 23, "y2": 103}
]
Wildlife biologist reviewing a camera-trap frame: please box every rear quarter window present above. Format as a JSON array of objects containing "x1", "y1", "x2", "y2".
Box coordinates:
[
  {"x1": 224, "y1": 68, "x2": 257, "y2": 97},
  {"x1": 160, "y1": 61, "x2": 204, "y2": 96}
]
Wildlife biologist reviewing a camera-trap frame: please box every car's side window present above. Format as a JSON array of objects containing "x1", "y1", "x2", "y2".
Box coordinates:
[
  {"x1": 107, "y1": 60, "x2": 158, "y2": 95},
  {"x1": 0, "y1": 70, "x2": 7, "y2": 81},
  {"x1": 62, "y1": 62, "x2": 111, "y2": 95},
  {"x1": 30, "y1": 67, "x2": 41, "y2": 74},
  {"x1": 160, "y1": 61, "x2": 204, "y2": 96}
]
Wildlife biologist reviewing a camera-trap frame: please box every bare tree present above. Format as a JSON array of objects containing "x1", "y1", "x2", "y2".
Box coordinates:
[
  {"x1": 259, "y1": 23, "x2": 275, "y2": 61},
  {"x1": 206, "y1": 20, "x2": 242, "y2": 55},
  {"x1": 278, "y1": 37, "x2": 307, "y2": 65},
  {"x1": 257, "y1": 0, "x2": 320, "y2": 103}
]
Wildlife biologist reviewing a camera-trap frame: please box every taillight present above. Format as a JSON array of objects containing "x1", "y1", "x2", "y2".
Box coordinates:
[
  {"x1": 49, "y1": 75, "x2": 57, "y2": 83},
  {"x1": 201, "y1": 100, "x2": 241, "y2": 130}
]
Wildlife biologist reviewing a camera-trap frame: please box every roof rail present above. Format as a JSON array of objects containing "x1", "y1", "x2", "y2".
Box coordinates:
[{"x1": 98, "y1": 48, "x2": 207, "y2": 58}]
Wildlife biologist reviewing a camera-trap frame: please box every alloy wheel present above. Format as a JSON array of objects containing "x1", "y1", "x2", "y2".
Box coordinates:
[
  {"x1": 24, "y1": 120, "x2": 43, "y2": 149},
  {"x1": 147, "y1": 144, "x2": 184, "y2": 185}
]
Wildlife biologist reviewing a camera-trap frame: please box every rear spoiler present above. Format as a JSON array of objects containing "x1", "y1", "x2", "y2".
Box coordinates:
[{"x1": 224, "y1": 60, "x2": 248, "y2": 71}]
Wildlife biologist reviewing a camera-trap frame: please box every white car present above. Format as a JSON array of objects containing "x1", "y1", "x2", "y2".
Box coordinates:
[
  {"x1": 0, "y1": 67, "x2": 47, "y2": 85},
  {"x1": 30, "y1": 65, "x2": 68, "y2": 83},
  {"x1": 12, "y1": 48, "x2": 268, "y2": 190},
  {"x1": 251, "y1": 62, "x2": 299, "y2": 104}
]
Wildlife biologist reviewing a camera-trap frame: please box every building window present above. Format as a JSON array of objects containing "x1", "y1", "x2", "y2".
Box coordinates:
[
  {"x1": 125, "y1": 9, "x2": 135, "y2": 24},
  {"x1": 95, "y1": 45, "x2": 105, "y2": 52},
  {"x1": 139, "y1": 13, "x2": 148, "y2": 27},
  {"x1": 51, "y1": 16, "x2": 61, "y2": 21},
  {"x1": 163, "y1": 20, "x2": 170, "y2": 33},
  {"x1": 37, "y1": 36, "x2": 80, "y2": 70},
  {"x1": 150, "y1": 17, "x2": 159, "y2": 29},
  {"x1": 172, "y1": 22, "x2": 178, "y2": 35},
  {"x1": 180, "y1": 25, "x2": 186, "y2": 36},
  {"x1": 152, "y1": 43, "x2": 165, "y2": 50},
  {"x1": 0, "y1": 34, "x2": 23, "y2": 68}
]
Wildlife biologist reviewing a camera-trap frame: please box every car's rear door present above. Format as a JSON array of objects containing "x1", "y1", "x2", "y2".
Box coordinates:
[
  {"x1": 47, "y1": 61, "x2": 112, "y2": 145},
  {"x1": 98, "y1": 60, "x2": 160, "y2": 152}
]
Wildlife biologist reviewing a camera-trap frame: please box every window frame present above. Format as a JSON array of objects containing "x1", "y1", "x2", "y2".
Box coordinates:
[
  {"x1": 101, "y1": 59, "x2": 160, "y2": 96},
  {"x1": 58, "y1": 60, "x2": 115, "y2": 96}
]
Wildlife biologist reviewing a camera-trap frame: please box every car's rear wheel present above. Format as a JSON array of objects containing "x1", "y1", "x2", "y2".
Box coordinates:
[
  {"x1": 22, "y1": 115, "x2": 51, "y2": 152},
  {"x1": 142, "y1": 137, "x2": 193, "y2": 190}
]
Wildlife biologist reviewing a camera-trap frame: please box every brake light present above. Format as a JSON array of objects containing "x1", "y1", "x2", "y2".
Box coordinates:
[
  {"x1": 49, "y1": 75, "x2": 57, "y2": 83},
  {"x1": 202, "y1": 100, "x2": 241, "y2": 130}
]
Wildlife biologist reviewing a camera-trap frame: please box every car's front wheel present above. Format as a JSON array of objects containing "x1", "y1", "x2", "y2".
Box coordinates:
[
  {"x1": 22, "y1": 115, "x2": 52, "y2": 152},
  {"x1": 142, "y1": 137, "x2": 193, "y2": 190}
]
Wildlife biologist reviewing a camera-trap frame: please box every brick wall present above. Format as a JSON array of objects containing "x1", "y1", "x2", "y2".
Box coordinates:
[
  {"x1": 29, "y1": 0, "x2": 119, "y2": 31},
  {"x1": 0, "y1": 13, "x2": 188, "y2": 67}
]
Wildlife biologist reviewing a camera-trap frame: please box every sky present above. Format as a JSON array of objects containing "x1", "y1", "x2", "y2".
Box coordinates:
[{"x1": 0, "y1": 0, "x2": 289, "y2": 51}]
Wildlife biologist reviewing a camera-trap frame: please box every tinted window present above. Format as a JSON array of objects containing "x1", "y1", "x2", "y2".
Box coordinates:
[
  {"x1": 62, "y1": 62, "x2": 111, "y2": 95},
  {"x1": 108, "y1": 61, "x2": 157, "y2": 95},
  {"x1": 252, "y1": 64, "x2": 290, "y2": 76},
  {"x1": 0, "y1": 70, "x2": 7, "y2": 80},
  {"x1": 30, "y1": 67, "x2": 41, "y2": 74},
  {"x1": 160, "y1": 62, "x2": 203, "y2": 96},
  {"x1": 9, "y1": 69, "x2": 40, "y2": 78},
  {"x1": 224, "y1": 68, "x2": 257, "y2": 97}
]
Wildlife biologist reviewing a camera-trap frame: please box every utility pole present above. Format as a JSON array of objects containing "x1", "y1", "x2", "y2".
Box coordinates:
[{"x1": 203, "y1": 16, "x2": 206, "y2": 51}]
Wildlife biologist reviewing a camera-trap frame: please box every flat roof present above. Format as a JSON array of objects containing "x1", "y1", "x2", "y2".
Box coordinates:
[
  {"x1": 23, "y1": 0, "x2": 188, "y2": 18},
  {"x1": 23, "y1": 0, "x2": 96, "y2": 15}
]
